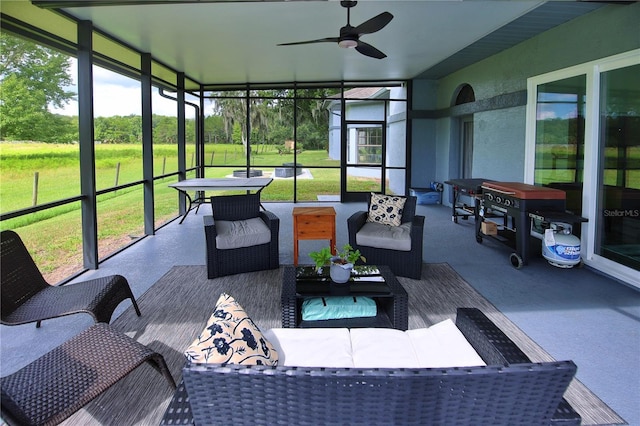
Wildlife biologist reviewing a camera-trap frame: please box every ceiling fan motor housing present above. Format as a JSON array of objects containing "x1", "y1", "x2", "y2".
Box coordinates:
[
  {"x1": 341, "y1": 1, "x2": 358, "y2": 8},
  {"x1": 339, "y1": 26, "x2": 358, "y2": 48}
]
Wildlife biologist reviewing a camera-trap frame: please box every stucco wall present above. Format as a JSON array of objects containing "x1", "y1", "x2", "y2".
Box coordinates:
[
  {"x1": 410, "y1": 4, "x2": 640, "y2": 201},
  {"x1": 437, "y1": 3, "x2": 640, "y2": 102},
  {"x1": 410, "y1": 80, "x2": 438, "y2": 186},
  {"x1": 472, "y1": 107, "x2": 526, "y2": 182}
]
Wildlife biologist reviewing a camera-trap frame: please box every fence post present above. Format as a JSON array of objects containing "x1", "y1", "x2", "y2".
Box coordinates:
[
  {"x1": 210, "y1": 151, "x2": 215, "y2": 165},
  {"x1": 191, "y1": 152, "x2": 195, "y2": 168},
  {"x1": 114, "y1": 162, "x2": 121, "y2": 187},
  {"x1": 32, "y1": 172, "x2": 39, "y2": 206},
  {"x1": 162, "y1": 156, "x2": 167, "y2": 175}
]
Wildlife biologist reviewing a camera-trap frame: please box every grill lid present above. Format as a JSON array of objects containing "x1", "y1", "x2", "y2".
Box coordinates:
[{"x1": 482, "y1": 182, "x2": 566, "y2": 200}]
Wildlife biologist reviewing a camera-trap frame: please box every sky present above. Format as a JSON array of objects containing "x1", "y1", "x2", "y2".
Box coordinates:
[
  {"x1": 49, "y1": 58, "x2": 197, "y2": 119},
  {"x1": 536, "y1": 92, "x2": 580, "y2": 121}
]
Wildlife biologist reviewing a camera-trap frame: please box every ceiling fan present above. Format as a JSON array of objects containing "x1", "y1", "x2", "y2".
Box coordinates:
[{"x1": 278, "y1": 1, "x2": 393, "y2": 59}]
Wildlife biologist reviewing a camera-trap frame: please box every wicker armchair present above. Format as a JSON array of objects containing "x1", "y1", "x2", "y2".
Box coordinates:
[
  {"x1": 347, "y1": 194, "x2": 424, "y2": 279},
  {"x1": 204, "y1": 194, "x2": 279, "y2": 278},
  {"x1": 0, "y1": 230, "x2": 141, "y2": 328}
]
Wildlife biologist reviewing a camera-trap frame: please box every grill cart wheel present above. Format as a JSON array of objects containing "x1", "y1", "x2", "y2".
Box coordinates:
[{"x1": 510, "y1": 252, "x2": 523, "y2": 269}]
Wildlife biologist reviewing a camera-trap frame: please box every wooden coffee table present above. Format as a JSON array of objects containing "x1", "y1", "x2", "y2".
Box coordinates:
[{"x1": 281, "y1": 265, "x2": 408, "y2": 330}]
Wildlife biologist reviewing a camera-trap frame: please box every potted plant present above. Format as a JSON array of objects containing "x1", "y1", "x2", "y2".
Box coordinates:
[{"x1": 309, "y1": 244, "x2": 366, "y2": 284}]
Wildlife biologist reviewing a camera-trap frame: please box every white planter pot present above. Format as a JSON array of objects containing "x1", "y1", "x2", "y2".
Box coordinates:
[{"x1": 330, "y1": 259, "x2": 353, "y2": 284}]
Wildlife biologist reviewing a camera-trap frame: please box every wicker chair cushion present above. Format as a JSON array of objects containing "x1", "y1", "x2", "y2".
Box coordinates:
[
  {"x1": 263, "y1": 328, "x2": 354, "y2": 368},
  {"x1": 184, "y1": 293, "x2": 278, "y2": 366},
  {"x1": 367, "y1": 193, "x2": 406, "y2": 226},
  {"x1": 215, "y1": 218, "x2": 271, "y2": 249},
  {"x1": 355, "y1": 222, "x2": 412, "y2": 251}
]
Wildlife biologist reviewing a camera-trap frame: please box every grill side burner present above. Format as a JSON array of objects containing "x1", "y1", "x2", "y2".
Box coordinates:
[
  {"x1": 445, "y1": 178, "x2": 494, "y2": 223},
  {"x1": 478, "y1": 182, "x2": 566, "y2": 268}
]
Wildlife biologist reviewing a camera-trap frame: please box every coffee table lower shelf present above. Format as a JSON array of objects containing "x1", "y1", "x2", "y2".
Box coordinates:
[{"x1": 282, "y1": 265, "x2": 408, "y2": 330}]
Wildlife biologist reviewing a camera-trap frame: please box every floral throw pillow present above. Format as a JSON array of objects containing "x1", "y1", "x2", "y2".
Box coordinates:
[
  {"x1": 367, "y1": 193, "x2": 406, "y2": 226},
  {"x1": 184, "y1": 293, "x2": 278, "y2": 366}
]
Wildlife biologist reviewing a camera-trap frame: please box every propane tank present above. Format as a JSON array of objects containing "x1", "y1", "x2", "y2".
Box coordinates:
[{"x1": 542, "y1": 223, "x2": 581, "y2": 268}]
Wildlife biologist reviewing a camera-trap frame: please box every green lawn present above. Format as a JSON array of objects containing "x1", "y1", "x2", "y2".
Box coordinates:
[{"x1": 0, "y1": 142, "x2": 372, "y2": 282}]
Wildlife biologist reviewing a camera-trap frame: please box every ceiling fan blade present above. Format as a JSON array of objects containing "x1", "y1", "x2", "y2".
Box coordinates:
[
  {"x1": 355, "y1": 41, "x2": 387, "y2": 59},
  {"x1": 278, "y1": 37, "x2": 339, "y2": 46},
  {"x1": 355, "y1": 11, "x2": 393, "y2": 35}
]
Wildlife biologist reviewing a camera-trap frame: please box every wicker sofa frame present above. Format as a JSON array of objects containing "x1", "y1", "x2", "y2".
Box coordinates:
[
  {"x1": 161, "y1": 308, "x2": 580, "y2": 425},
  {"x1": 1, "y1": 230, "x2": 141, "y2": 328},
  {"x1": 204, "y1": 194, "x2": 280, "y2": 278},
  {"x1": 347, "y1": 194, "x2": 424, "y2": 279}
]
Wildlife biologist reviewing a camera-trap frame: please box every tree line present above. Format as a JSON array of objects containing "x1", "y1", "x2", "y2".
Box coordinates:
[{"x1": 1, "y1": 32, "x2": 336, "y2": 150}]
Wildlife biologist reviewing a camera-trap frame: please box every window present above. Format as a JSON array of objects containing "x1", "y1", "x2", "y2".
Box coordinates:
[{"x1": 356, "y1": 127, "x2": 382, "y2": 164}]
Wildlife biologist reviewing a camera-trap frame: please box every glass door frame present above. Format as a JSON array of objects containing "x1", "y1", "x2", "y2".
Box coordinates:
[
  {"x1": 525, "y1": 49, "x2": 640, "y2": 286},
  {"x1": 341, "y1": 119, "x2": 388, "y2": 202}
]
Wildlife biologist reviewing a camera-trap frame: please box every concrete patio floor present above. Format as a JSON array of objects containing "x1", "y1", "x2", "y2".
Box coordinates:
[{"x1": 2, "y1": 201, "x2": 639, "y2": 425}]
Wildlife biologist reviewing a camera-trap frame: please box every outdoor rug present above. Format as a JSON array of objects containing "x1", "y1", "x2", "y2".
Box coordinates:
[{"x1": 61, "y1": 263, "x2": 624, "y2": 425}]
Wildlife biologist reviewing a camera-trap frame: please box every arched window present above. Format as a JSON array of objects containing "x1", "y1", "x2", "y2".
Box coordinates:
[{"x1": 455, "y1": 84, "x2": 475, "y2": 105}]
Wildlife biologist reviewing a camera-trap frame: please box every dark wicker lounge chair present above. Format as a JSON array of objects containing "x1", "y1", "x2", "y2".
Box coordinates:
[
  {"x1": 1, "y1": 323, "x2": 176, "y2": 426},
  {"x1": 204, "y1": 194, "x2": 279, "y2": 278},
  {"x1": 1, "y1": 230, "x2": 141, "y2": 328},
  {"x1": 348, "y1": 194, "x2": 424, "y2": 279}
]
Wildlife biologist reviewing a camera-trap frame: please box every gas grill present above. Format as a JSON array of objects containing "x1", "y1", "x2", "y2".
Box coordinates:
[
  {"x1": 477, "y1": 182, "x2": 566, "y2": 268},
  {"x1": 444, "y1": 178, "x2": 494, "y2": 223}
]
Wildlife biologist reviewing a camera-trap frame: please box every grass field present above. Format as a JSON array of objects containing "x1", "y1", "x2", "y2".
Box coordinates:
[{"x1": 0, "y1": 142, "x2": 372, "y2": 282}]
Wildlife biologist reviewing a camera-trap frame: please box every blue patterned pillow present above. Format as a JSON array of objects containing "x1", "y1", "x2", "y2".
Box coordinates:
[
  {"x1": 185, "y1": 293, "x2": 278, "y2": 366},
  {"x1": 367, "y1": 193, "x2": 406, "y2": 226}
]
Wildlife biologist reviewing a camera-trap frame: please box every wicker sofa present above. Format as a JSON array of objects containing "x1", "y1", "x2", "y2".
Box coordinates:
[{"x1": 162, "y1": 308, "x2": 580, "y2": 425}]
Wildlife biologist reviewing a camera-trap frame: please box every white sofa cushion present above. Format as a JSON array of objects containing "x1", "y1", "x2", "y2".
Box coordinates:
[
  {"x1": 263, "y1": 328, "x2": 354, "y2": 368},
  {"x1": 407, "y1": 319, "x2": 486, "y2": 367},
  {"x1": 215, "y1": 217, "x2": 271, "y2": 249},
  {"x1": 264, "y1": 319, "x2": 486, "y2": 370},
  {"x1": 350, "y1": 328, "x2": 421, "y2": 368}
]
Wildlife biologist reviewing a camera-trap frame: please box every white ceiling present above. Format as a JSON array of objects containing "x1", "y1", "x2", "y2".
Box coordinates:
[{"x1": 48, "y1": 0, "x2": 603, "y2": 86}]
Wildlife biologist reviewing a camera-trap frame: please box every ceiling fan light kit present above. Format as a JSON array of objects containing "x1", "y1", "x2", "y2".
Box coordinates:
[
  {"x1": 338, "y1": 39, "x2": 358, "y2": 49},
  {"x1": 278, "y1": 0, "x2": 393, "y2": 59}
]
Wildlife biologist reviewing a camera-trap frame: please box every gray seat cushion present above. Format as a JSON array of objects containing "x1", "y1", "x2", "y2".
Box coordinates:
[
  {"x1": 355, "y1": 222, "x2": 412, "y2": 251},
  {"x1": 215, "y1": 218, "x2": 271, "y2": 249}
]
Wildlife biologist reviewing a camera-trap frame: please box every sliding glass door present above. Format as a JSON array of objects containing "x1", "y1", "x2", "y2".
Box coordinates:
[
  {"x1": 595, "y1": 64, "x2": 640, "y2": 271},
  {"x1": 527, "y1": 50, "x2": 640, "y2": 285}
]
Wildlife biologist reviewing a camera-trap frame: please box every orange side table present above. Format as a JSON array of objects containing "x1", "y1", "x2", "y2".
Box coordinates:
[{"x1": 292, "y1": 207, "x2": 336, "y2": 265}]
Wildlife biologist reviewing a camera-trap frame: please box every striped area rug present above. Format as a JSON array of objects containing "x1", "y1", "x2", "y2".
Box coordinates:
[{"x1": 61, "y1": 263, "x2": 624, "y2": 425}]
